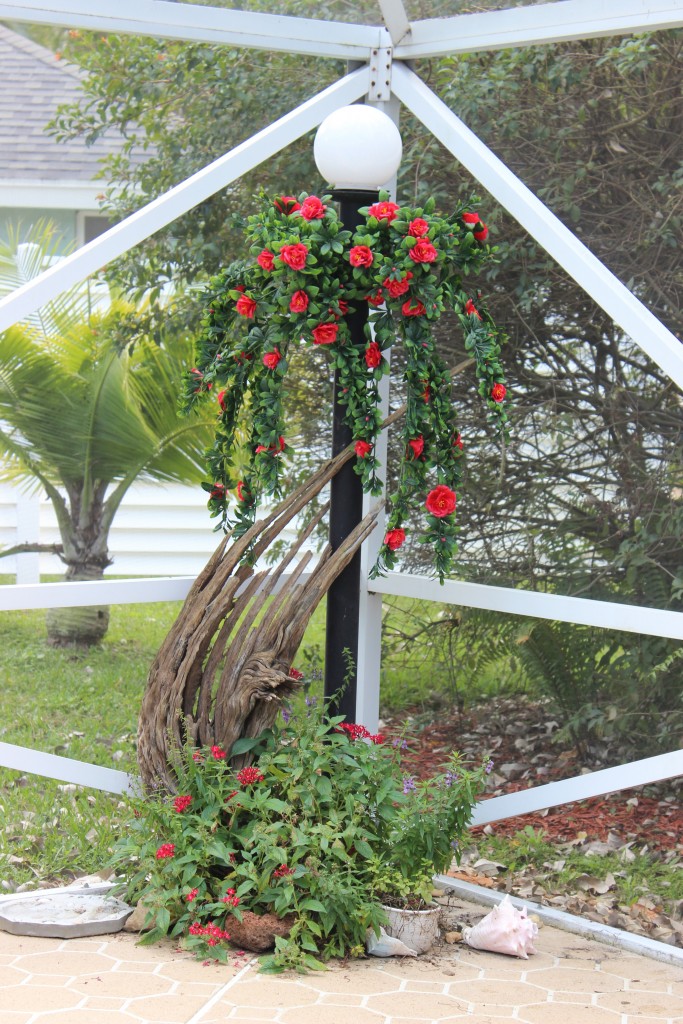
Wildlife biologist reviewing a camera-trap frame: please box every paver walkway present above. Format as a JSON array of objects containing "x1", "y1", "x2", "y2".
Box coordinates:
[{"x1": 0, "y1": 920, "x2": 681, "y2": 1023}]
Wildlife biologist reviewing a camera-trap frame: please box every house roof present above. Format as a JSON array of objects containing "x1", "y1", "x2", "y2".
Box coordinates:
[{"x1": 0, "y1": 24, "x2": 141, "y2": 184}]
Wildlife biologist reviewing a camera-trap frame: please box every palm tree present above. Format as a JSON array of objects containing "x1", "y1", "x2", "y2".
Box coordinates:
[{"x1": 0, "y1": 223, "x2": 215, "y2": 644}]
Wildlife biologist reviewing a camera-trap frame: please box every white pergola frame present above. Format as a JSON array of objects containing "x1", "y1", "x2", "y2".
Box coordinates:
[{"x1": 1, "y1": 0, "x2": 682, "y2": 822}]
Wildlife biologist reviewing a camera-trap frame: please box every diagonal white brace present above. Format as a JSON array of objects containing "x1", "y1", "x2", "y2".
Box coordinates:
[
  {"x1": 0, "y1": 741, "x2": 137, "y2": 795},
  {"x1": 392, "y1": 63, "x2": 683, "y2": 393},
  {"x1": 0, "y1": 68, "x2": 369, "y2": 333},
  {"x1": 470, "y1": 749, "x2": 683, "y2": 826}
]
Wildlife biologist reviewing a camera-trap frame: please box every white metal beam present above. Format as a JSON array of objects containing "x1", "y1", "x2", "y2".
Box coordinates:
[
  {"x1": 396, "y1": 0, "x2": 683, "y2": 60},
  {"x1": 469, "y1": 750, "x2": 683, "y2": 827},
  {"x1": 378, "y1": 0, "x2": 411, "y2": 45},
  {"x1": 0, "y1": 0, "x2": 380, "y2": 59},
  {"x1": 371, "y1": 571, "x2": 683, "y2": 641},
  {"x1": 0, "y1": 68, "x2": 369, "y2": 333},
  {"x1": 392, "y1": 63, "x2": 683, "y2": 394}
]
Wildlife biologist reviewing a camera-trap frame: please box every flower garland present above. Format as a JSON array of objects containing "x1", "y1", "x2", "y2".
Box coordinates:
[{"x1": 185, "y1": 190, "x2": 508, "y2": 580}]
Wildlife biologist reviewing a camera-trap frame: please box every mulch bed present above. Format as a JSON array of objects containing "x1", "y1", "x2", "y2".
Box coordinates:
[{"x1": 383, "y1": 696, "x2": 682, "y2": 853}]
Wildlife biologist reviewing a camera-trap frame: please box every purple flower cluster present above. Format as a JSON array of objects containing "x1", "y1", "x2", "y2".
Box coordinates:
[{"x1": 402, "y1": 774, "x2": 417, "y2": 794}]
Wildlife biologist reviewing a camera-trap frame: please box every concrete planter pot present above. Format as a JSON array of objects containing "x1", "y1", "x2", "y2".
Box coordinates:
[{"x1": 382, "y1": 902, "x2": 441, "y2": 954}]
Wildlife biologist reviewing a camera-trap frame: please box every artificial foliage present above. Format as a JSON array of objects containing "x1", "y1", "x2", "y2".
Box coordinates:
[{"x1": 185, "y1": 190, "x2": 508, "y2": 579}]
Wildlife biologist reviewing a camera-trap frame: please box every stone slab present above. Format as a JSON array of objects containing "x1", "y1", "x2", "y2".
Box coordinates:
[{"x1": 0, "y1": 892, "x2": 133, "y2": 938}]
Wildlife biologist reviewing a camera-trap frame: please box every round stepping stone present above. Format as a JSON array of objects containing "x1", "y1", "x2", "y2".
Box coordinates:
[{"x1": 0, "y1": 891, "x2": 133, "y2": 937}]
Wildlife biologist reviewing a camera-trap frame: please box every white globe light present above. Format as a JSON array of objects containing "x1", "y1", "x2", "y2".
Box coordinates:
[{"x1": 314, "y1": 105, "x2": 402, "y2": 190}]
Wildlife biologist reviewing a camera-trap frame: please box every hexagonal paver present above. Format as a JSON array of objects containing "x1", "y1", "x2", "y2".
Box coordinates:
[
  {"x1": 519, "y1": 1004, "x2": 621, "y2": 1024},
  {"x1": 123, "y1": 993, "x2": 212, "y2": 1022},
  {"x1": 531, "y1": 967, "x2": 624, "y2": 993},
  {"x1": 2, "y1": 983, "x2": 83, "y2": 1013},
  {"x1": 366, "y1": 991, "x2": 469, "y2": 1019},
  {"x1": 216, "y1": 978, "x2": 321, "y2": 1008},
  {"x1": 11, "y1": 950, "x2": 115, "y2": 976},
  {"x1": 280, "y1": 1007, "x2": 384, "y2": 1024},
  {"x1": 448, "y1": 979, "x2": 546, "y2": 1006},
  {"x1": 596, "y1": 988, "x2": 683, "y2": 1017},
  {"x1": 68, "y1": 968, "x2": 175, "y2": 998}
]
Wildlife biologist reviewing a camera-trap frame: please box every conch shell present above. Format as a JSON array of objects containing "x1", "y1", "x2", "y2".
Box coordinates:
[
  {"x1": 366, "y1": 926, "x2": 418, "y2": 957},
  {"x1": 462, "y1": 895, "x2": 538, "y2": 958}
]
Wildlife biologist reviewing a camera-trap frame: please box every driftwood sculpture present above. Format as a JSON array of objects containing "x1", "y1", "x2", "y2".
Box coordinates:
[{"x1": 137, "y1": 444, "x2": 380, "y2": 791}]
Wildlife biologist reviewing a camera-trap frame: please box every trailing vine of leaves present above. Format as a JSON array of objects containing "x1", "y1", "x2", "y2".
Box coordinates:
[{"x1": 185, "y1": 190, "x2": 508, "y2": 580}]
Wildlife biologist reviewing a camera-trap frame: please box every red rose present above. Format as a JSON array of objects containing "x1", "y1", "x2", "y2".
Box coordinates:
[
  {"x1": 366, "y1": 289, "x2": 385, "y2": 307},
  {"x1": 217, "y1": 389, "x2": 227, "y2": 411},
  {"x1": 408, "y1": 218, "x2": 429, "y2": 237},
  {"x1": 349, "y1": 245, "x2": 374, "y2": 267},
  {"x1": 491, "y1": 382, "x2": 507, "y2": 403},
  {"x1": 408, "y1": 435, "x2": 424, "y2": 458},
  {"x1": 384, "y1": 528, "x2": 406, "y2": 551},
  {"x1": 409, "y1": 239, "x2": 438, "y2": 263},
  {"x1": 279, "y1": 243, "x2": 309, "y2": 270},
  {"x1": 337, "y1": 299, "x2": 349, "y2": 316},
  {"x1": 354, "y1": 440, "x2": 372, "y2": 458},
  {"x1": 256, "y1": 436, "x2": 286, "y2": 455},
  {"x1": 289, "y1": 290, "x2": 309, "y2": 313},
  {"x1": 365, "y1": 342, "x2": 382, "y2": 368},
  {"x1": 256, "y1": 249, "x2": 274, "y2": 271},
  {"x1": 274, "y1": 195, "x2": 301, "y2": 214},
  {"x1": 453, "y1": 432, "x2": 463, "y2": 450},
  {"x1": 464, "y1": 298, "x2": 482, "y2": 320},
  {"x1": 288, "y1": 667, "x2": 304, "y2": 680},
  {"x1": 462, "y1": 211, "x2": 480, "y2": 225},
  {"x1": 367, "y1": 200, "x2": 400, "y2": 223},
  {"x1": 210, "y1": 483, "x2": 226, "y2": 500},
  {"x1": 425, "y1": 485, "x2": 457, "y2": 518},
  {"x1": 402, "y1": 298, "x2": 426, "y2": 317},
  {"x1": 312, "y1": 322, "x2": 339, "y2": 345},
  {"x1": 263, "y1": 349, "x2": 281, "y2": 370},
  {"x1": 300, "y1": 195, "x2": 326, "y2": 220},
  {"x1": 383, "y1": 272, "x2": 412, "y2": 298},
  {"x1": 236, "y1": 480, "x2": 250, "y2": 502},
  {"x1": 235, "y1": 293, "x2": 257, "y2": 318},
  {"x1": 422, "y1": 384, "x2": 431, "y2": 403},
  {"x1": 474, "y1": 222, "x2": 489, "y2": 241}
]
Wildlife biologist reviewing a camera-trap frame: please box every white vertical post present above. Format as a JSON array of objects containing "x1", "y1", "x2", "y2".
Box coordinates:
[
  {"x1": 355, "y1": 94, "x2": 401, "y2": 731},
  {"x1": 14, "y1": 490, "x2": 40, "y2": 585}
]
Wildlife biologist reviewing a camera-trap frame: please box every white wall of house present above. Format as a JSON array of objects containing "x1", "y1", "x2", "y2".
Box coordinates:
[{"x1": 0, "y1": 480, "x2": 228, "y2": 582}]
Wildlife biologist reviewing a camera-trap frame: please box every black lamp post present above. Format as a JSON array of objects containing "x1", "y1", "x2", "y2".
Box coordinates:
[{"x1": 313, "y1": 105, "x2": 402, "y2": 721}]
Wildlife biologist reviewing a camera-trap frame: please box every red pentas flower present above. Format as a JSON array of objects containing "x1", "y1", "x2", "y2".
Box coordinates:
[
  {"x1": 299, "y1": 195, "x2": 326, "y2": 220},
  {"x1": 408, "y1": 435, "x2": 425, "y2": 458},
  {"x1": 236, "y1": 766, "x2": 265, "y2": 785},
  {"x1": 354, "y1": 440, "x2": 372, "y2": 458},
  {"x1": 274, "y1": 195, "x2": 301, "y2": 214},
  {"x1": 263, "y1": 349, "x2": 281, "y2": 370},
  {"x1": 279, "y1": 243, "x2": 309, "y2": 270},
  {"x1": 349, "y1": 245, "x2": 374, "y2": 267},
  {"x1": 402, "y1": 298, "x2": 426, "y2": 317},
  {"x1": 408, "y1": 218, "x2": 429, "y2": 237},
  {"x1": 464, "y1": 299, "x2": 482, "y2": 320},
  {"x1": 256, "y1": 249, "x2": 274, "y2": 271},
  {"x1": 409, "y1": 238, "x2": 438, "y2": 263},
  {"x1": 235, "y1": 294, "x2": 257, "y2": 318},
  {"x1": 383, "y1": 272, "x2": 413, "y2": 298},
  {"x1": 368, "y1": 200, "x2": 400, "y2": 223},
  {"x1": 174, "y1": 794, "x2": 192, "y2": 813},
  {"x1": 288, "y1": 667, "x2": 304, "y2": 680},
  {"x1": 384, "y1": 527, "x2": 406, "y2": 551},
  {"x1": 186, "y1": 888, "x2": 199, "y2": 902},
  {"x1": 425, "y1": 485, "x2": 457, "y2": 518},
  {"x1": 289, "y1": 290, "x2": 309, "y2": 313},
  {"x1": 156, "y1": 843, "x2": 175, "y2": 860},
  {"x1": 491, "y1": 382, "x2": 507, "y2": 403},
  {"x1": 365, "y1": 342, "x2": 382, "y2": 368},
  {"x1": 273, "y1": 864, "x2": 295, "y2": 878},
  {"x1": 312, "y1": 322, "x2": 338, "y2": 346},
  {"x1": 211, "y1": 745, "x2": 227, "y2": 760}
]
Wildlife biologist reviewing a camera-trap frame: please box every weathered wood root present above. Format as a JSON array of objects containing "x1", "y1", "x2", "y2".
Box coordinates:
[{"x1": 137, "y1": 444, "x2": 380, "y2": 792}]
